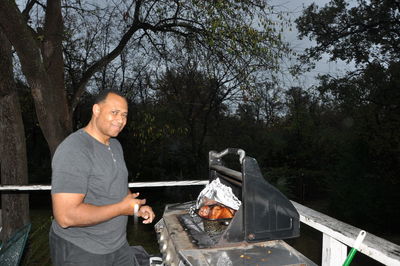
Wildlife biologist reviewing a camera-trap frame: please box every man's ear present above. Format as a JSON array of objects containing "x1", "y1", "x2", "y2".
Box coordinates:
[{"x1": 93, "y1": 104, "x2": 100, "y2": 116}]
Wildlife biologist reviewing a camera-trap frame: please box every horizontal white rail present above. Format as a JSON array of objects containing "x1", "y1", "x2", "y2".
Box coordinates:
[
  {"x1": 1, "y1": 182, "x2": 399, "y2": 265},
  {"x1": 292, "y1": 201, "x2": 400, "y2": 266},
  {"x1": 0, "y1": 180, "x2": 209, "y2": 191}
]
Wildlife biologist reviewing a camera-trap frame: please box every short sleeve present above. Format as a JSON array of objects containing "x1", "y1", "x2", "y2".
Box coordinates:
[{"x1": 51, "y1": 135, "x2": 92, "y2": 194}]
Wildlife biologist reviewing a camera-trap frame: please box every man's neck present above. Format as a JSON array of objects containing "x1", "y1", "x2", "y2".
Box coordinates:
[{"x1": 84, "y1": 122, "x2": 110, "y2": 145}]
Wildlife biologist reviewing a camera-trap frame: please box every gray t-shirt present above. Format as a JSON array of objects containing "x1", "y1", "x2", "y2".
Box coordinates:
[{"x1": 51, "y1": 129, "x2": 129, "y2": 254}]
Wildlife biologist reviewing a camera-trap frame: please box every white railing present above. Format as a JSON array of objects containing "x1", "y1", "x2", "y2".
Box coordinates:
[
  {"x1": 1, "y1": 182, "x2": 399, "y2": 266},
  {"x1": 0, "y1": 180, "x2": 209, "y2": 191},
  {"x1": 292, "y1": 201, "x2": 400, "y2": 266}
]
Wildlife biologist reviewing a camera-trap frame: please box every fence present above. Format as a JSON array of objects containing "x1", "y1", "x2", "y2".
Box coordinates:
[{"x1": 1, "y1": 181, "x2": 399, "y2": 266}]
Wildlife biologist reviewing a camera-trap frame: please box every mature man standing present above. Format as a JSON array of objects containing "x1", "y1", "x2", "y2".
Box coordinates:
[{"x1": 49, "y1": 89, "x2": 155, "y2": 265}]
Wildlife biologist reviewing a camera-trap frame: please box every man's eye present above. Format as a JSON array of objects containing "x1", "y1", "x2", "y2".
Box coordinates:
[{"x1": 111, "y1": 111, "x2": 118, "y2": 115}]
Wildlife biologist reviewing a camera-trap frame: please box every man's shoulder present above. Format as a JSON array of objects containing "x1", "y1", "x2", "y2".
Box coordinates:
[{"x1": 56, "y1": 129, "x2": 92, "y2": 152}]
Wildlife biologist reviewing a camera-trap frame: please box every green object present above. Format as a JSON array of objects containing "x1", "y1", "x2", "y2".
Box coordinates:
[
  {"x1": 0, "y1": 224, "x2": 31, "y2": 266},
  {"x1": 342, "y1": 230, "x2": 366, "y2": 266},
  {"x1": 343, "y1": 248, "x2": 357, "y2": 266}
]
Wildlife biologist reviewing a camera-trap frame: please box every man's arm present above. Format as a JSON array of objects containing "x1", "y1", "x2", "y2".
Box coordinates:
[{"x1": 52, "y1": 192, "x2": 145, "y2": 228}]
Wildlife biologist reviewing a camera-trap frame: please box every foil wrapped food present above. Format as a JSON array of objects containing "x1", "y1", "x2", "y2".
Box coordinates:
[{"x1": 195, "y1": 178, "x2": 241, "y2": 211}]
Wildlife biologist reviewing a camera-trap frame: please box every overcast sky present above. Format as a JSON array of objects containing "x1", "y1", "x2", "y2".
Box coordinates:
[{"x1": 272, "y1": 0, "x2": 357, "y2": 88}]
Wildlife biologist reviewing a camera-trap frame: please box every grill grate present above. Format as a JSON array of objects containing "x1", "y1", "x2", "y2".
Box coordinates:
[{"x1": 178, "y1": 213, "x2": 221, "y2": 248}]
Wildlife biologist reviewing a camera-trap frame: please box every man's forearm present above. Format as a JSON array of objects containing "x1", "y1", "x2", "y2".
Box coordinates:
[
  {"x1": 52, "y1": 192, "x2": 142, "y2": 228},
  {"x1": 55, "y1": 201, "x2": 124, "y2": 228}
]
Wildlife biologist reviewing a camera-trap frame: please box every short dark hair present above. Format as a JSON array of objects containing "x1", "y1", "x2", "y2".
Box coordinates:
[{"x1": 94, "y1": 89, "x2": 127, "y2": 104}]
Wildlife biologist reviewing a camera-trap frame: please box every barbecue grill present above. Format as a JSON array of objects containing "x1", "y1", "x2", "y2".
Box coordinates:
[{"x1": 155, "y1": 148, "x2": 316, "y2": 266}]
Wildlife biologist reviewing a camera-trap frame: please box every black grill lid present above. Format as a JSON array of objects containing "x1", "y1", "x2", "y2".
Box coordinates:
[{"x1": 208, "y1": 148, "x2": 300, "y2": 245}]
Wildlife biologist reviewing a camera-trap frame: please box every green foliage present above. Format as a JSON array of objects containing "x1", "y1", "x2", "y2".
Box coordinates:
[
  {"x1": 120, "y1": 105, "x2": 192, "y2": 182},
  {"x1": 296, "y1": 0, "x2": 400, "y2": 65},
  {"x1": 326, "y1": 136, "x2": 400, "y2": 233},
  {"x1": 263, "y1": 167, "x2": 296, "y2": 198},
  {"x1": 294, "y1": 0, "x2": 400, "y2": 232}
]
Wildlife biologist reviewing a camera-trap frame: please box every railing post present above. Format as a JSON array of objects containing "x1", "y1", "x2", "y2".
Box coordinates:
[{"x1": 322, "y1": 233, "x2": 347, "y2": 266}]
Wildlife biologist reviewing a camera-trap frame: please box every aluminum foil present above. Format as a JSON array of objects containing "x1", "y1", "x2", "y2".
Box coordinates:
[{"x1": 195, "y1": 178, "x2": 241, "y2": 210}]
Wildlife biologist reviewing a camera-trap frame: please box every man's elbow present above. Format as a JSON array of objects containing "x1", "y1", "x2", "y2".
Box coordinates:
[
  {"x1": 57, "y1": 220, "x2": 70, "y2": 229},
  {"x1": 54, "y1": 213, "x2": 73, "y2": 228}
]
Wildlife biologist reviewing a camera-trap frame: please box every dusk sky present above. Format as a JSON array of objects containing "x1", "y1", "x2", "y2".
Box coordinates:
[{"x1": 274, "y1": 0, "x2": 357, "y2": 88}]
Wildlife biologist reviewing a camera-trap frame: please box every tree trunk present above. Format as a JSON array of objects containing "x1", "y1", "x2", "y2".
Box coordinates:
[
  {"x1": 0, "y1": 0, "x2": 72, "y2": 156},
  {"x1": 0, "y1": 30, "x2": 30, "y2": 242},
  {"x1": 0, "y1": 0, "x2": 147, "y2": 155}
]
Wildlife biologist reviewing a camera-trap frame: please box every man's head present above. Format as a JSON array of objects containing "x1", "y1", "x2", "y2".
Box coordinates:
[{"x1": 90, "y1": 89, "x2": 128, "y2": 143}]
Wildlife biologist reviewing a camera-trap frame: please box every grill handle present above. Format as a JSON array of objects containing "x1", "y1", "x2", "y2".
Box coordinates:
[
  {"x1": 209, "y1": 165, "x2": 242, "y2": 186},
  {"x1": 209, "y1": 148, "x2": 246, "y2": 164}
]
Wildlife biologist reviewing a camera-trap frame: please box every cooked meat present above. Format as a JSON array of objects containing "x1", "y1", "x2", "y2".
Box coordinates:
[
  {"x1": 199, "y1": 204, "x2": 235, "y2": 219},
  {"x1": 198, "y1": 205, "x2": 211, "y2": 218}
]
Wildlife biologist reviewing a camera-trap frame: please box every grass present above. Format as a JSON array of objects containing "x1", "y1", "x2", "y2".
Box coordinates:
[{"x1": 21, "y1": 209, "x2": 52, "y2": 266}]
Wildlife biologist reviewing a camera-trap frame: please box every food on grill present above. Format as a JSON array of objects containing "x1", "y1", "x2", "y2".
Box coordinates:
[
  {"x1": 198, "y1": 204, "x2": 235, "y2": 220},
  {"x1": 198, "y1": 205, "x2": 211, "y2": 217},
  {"x1": 195, "y1": 179, "x2": 241, "y2": 211},
  {"x1": 201, "y1": 198, "x2": 218, "y2": 206},
  {"x1": 210, "y1": 205, "x2": 234, "y2": 219}
]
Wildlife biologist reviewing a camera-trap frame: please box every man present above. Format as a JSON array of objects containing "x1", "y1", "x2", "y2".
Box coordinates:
[{"x1": 49, "y1": 89, "x2": 155, "y2": 265}]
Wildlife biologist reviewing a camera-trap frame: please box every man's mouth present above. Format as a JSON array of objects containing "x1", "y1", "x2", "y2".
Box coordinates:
[{"x1": 111, "y1": 124, "x2": 122, "y2": 130}]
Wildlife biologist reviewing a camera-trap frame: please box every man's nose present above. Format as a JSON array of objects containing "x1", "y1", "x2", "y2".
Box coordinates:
[{"x1": 116, "y1": 115, "x2": 124, "y2": 123}]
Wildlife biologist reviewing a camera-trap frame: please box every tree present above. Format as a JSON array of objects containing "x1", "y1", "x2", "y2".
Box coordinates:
[
  {"x1": 0, "y1": 0, "x2": 289, "y2": 154},
  {"x1": 296, "y1": 0, "x2": 400, "y2": 230},
  {"x1": 296, "y1": 0, "x2": 400, "y2": 65},
  {"x1": 0, "y1": 0, "x2": 289, "y2": 237},
  {"x1": 0, "y1": 30, "x2": 30, "y2": 241},
  {"x1": 242, "y1": 82, "x2": 285, "y2": 126},
  {"x1": 155, "y1": 65, "x2": 228, "y2": 168}
]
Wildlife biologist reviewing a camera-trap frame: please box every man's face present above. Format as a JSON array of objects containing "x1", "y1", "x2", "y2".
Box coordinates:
[{"x1": 93, "y1": 93, "x2": 128, "y2": 139}]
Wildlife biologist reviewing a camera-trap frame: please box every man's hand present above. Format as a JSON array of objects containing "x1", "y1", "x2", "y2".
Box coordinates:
[
  {"x1": 137, "y1": 205, "x2": 155, "y2": 224},
  {"x1": 121, "y1": 192, "x2": 146, "y2": 216}
]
